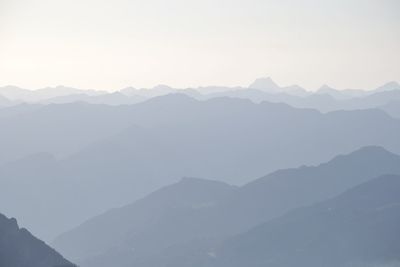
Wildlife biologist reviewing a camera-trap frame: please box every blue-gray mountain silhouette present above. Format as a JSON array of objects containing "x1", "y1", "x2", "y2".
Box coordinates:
[
  {"x1": 375, "y1": 81, "x2": 400, "y2": 92},
  {"x1": 248, "y1": 77, "x2": 281, "y2": 93},
  {"x1": 381, "y1": 100, "x2": 400, "y2": 119},
  {"x1": 0, "y1": 95, "x2": 12, "y2": 107},
  {"x1": 54, "y1": 177, "x2": 236, "y2": 263},
  {"x1": 208, "y1": 174, "x2": 400, "y2": 267},
  {"x1": 208, "y1": 83, "x2": 400, "y2": 113},
  {"x1": 52, "y1": 146, "x2": 400, "y2": 267},
  {"x1": 0, "y1": 213, "x2": 75, "y2": 267},
  {"x1": 0, "y1": 85, "x2": 105, "y2": 102},
  {"x1": 2, "y1": 95, "x2": 400, "y2": 240},
  {"x1": 1, "y1": 79, "x2": 400, "y2": 114}
]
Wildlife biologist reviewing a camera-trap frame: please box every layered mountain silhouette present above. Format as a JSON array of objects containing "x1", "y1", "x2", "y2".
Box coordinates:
[
  {"x1": 4, "y1": 87, "x2": 399, "y2": 165},
  {"x1": 248, "y1": 77, "x2": 281, "y2": 93},
  {"x1": 206, "y1": 82, "x2": 400, "y2": 113},
  {"x1": 42, "y1": 92, "x2": 146, "y2": 106},
  {"x1": 1, "y1": 78, "x2": 399, "y2": 115},
  {"x1": 54, "y1": 177, "x2": 236, "y2": 262},
  {"x1": 53, "y1": 146, "x2": 400, "y2": 267},
  {"x1": 0, "y1": 213, "x2": 75, "y2": 267},
  {"x1": 0, "y1": 79, "x2": 399, "y2": 267},
  {"x1": 0, "y1": 85, "x2": 105, "y2": 102},
  {"x1": 208, "y1": 174, "x2": 400, "y2": 267},
  {"x1": 381, "y1": 100, "x2": 400, "y2": 119},
  {"x1": 316, "y1": 84, "x2": 368, "y2": 99},
  {"x1": 2, "y1": 95, "x2": 400, "y2": 240},
  {"x1": 375, "y1": 81, "x2": 400, "y2": 92},
  {"x1": 0, "y1": 95, "x2": 12, "y2": 107},
  {"x1": 0, "y1": 102, "x2": 139, "y2": 164}
]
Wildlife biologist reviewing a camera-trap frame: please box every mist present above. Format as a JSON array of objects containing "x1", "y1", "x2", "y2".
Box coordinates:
[{"x1": 0, "y1": 1, "x2": 399, "y2": 267}]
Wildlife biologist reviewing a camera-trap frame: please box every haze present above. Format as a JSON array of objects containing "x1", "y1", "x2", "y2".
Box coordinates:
[{"x1": 1, "y1": 0, "x2": 399, "y2": 91}]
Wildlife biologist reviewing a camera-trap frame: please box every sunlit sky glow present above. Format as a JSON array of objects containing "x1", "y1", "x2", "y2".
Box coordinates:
[{"x1": 0, "y1": 0, "x2": 399, "y2": 91}]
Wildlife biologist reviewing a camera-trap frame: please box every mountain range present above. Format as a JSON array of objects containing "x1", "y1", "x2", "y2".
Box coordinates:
[
  {"x1": 52, "y1": 146, "x2": 400, "y2": 267},
  {"x1": 1, "y1": 94, "x2": 400, "y2": 241},
  {"x1": 206, "y1": 174, "x2": 400, "y2": 267},
  {"x1": 1, "y1": 78, "x2": 400, "y2": 117},
  {"x1": 0, "y1": 77, "x2": 399, "y2": 267}
]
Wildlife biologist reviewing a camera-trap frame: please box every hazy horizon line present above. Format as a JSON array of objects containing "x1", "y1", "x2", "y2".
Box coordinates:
[{"x1": 1, "y1": 77, "x2": 399, "y2": 93}]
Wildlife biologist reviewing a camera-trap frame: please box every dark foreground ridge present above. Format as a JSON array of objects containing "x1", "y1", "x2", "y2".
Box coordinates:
[{"x1": 0, "y1": 213, "x2": 75, "y2": 267}]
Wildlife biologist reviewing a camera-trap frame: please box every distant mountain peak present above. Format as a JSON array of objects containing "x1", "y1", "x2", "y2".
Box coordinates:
[
  {"x1": 248, "y1": 77, "x2": 280, "y2": 92},
  {"x1": 343, "y1": 145, "x2": 396, "y2": 158},
  {"x1": 318, "y1": 84, "x2": 336, "y2": 92},
  {"x1": 319, "y1": 146, "x2": 400, "y2": 172},
  {"x1": 351, "y1": 145, "x2": 392, "y2": 154},
  {"x1": 375, "y1": 81, "x2": 400, "y2": 92}
]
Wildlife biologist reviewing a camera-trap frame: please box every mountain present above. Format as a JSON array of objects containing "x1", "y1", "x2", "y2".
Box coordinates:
[
  {"x1": 42, "y1": 92, "x2": 146, "y2": 106},
  {"x1": 120, "y1": 85, "x2": 242, "y2": 99},
  {"x1": 53, "y1": 177, "x2": 236, "y2": 262},
  {"x1": 281, "y1": 84, "x2": 309, "y2": 96},
  {"x1": 218, "y1": 146, "x2": 400, "y2": 234},
  {"x1": 380, "y1": 100, "x2": 400, "y2": 119},
  {"x1": 119, "y1": 85, "x2": 175, "y2": 98},
  {"x1": 2, "y1": 80, "x2": 399, "y2": 113},
  {"x1": 0, "y1": 103, "x2": 43, "y2": 119},
  {"x1": 0, "y1": 212, "x2": 75, "y2": 267},
  {"x1": 52, "y1": 146, "x2": 400, "y2": 267},
  {"x1": 375, "y1": 81, "x2": 400, "y2": 92},
  {"x1": 0, "y1": 102, "x2": 141, "y2": 164},
  {"x1": 248, "y1": 77, "x2": 309, "y2": 96},
  {"x1": 2, "y1": 95, "x2": 400, "y2": 241},
  {"x1": 204, "y1": 88, "x2": 344, "y2": 112},
  {"x1": 201, "y1": 79, "x2": 399, "y2": 112},
  {"x1": 347, "y1": 90, "x2": 400, "y2": 110},
  {"x1": 316, "y1": 85, "x2": 368, "y2": 100},
  {"x1": 204, "y1": 86, "x2": 400, "y2": 113},
  {"x1": 189, "y1": 86, "x2": 245, "y2": 95},
  {"x1": 316, "y1": 84, "x2": 344, "y2": 98},
  {"x1": 209, "y1": 174, "x2": 400, "y2": 267},
  {"x1": 0, "y1": 94, "x2": 12, "y2": 107},
  {"x1": 0, "y1": 85, "x2": 106, "y2": 102},
  {"x1": 315, "y1": 82, "x2": 400, "y2": 100},
  {"x1": 0, "y1": 86, "x2": 30, "y2": 101},
  {"x1": 248, "y1": 77, "x2": 281, "y2": 93}
]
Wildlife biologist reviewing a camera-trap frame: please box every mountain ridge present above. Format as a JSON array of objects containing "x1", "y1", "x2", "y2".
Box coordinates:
[
  {"x1": 0, "y1": 213, "x2": 75, "y2": 267},
  {"x1": 209, "y1": 174, "x2": 400, "y2": 267},
  {"x1": 52, "y1": 146, "x2": 400, "y2": 267}
]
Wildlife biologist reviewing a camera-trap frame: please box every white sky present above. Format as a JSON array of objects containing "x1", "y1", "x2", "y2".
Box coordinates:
[{"x1": 0, "y1": 0, "x2": 399, "y2": 91}]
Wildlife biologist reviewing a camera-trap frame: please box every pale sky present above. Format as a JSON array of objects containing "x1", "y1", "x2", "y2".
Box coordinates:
[{"x1": 0, "y1": 0, "x2": 399, "y2": 91}]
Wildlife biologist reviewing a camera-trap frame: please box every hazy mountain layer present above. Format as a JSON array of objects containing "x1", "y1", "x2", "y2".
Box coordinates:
[
  {"x1": 209, "y1": 174, "x2": 400, "y2": 267},
  {"x1": 53, "y1": 146, "x2": 400, "y2": 267},
  {"x1": 2, "y1": 95, "x2": 400, "y2": 241},
  {"x1": 54, "y1": 177, "x2": 236, "y2": 261},
  {"x1": 1, "y1": 79, "x2": 399, "y2": 114}
]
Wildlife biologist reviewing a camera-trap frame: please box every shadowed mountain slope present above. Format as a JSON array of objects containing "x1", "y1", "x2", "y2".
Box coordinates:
[
  {"x1": 381, "y1": 100, "x2": 400, "y2": 119},
  {"x1": 0, "y1": 213, "x2": 75, "y2": 267},
  {"x1": 53, "y1": 146, "x2": 400, "y2": 267},
  {"x1": 54, "y1": 178, "x2": 236, "y2": 262},
  {"x1": 209, "y1": 174, "x2": 400, "y2": 267}
]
